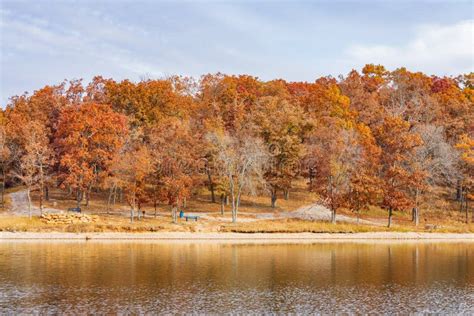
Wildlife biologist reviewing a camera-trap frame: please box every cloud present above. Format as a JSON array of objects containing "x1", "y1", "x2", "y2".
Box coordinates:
[
  {"x1": 0, "y1": 6, "x2": 166, "y2": 104},
  {"x1": 347, "y1": 20, "x2": 474, "y2": 75},
  {"x1": 1, "y1": 7, "x2": 164, "y2": 75}
]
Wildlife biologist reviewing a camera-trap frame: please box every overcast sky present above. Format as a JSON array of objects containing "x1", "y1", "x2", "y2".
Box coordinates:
[{"x1": 1, "y1": 0, "x2": 473, "y2": 105}]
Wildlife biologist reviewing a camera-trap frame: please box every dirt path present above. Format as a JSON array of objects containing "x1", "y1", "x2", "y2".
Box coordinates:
[
  {"x1": 280, "y1": 203, "x2": 380, "y2": 225},
  {"x1": 184, "y1": 203, "x2": 381, "y2": 226},
  {"x1": 8, "y1": 190, "x2": 62, "y2": 216}
]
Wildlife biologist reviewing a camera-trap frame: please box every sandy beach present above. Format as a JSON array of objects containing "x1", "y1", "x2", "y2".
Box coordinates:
[{"x1": 1, "y1": 232, "x2": 474, "y2": 242}]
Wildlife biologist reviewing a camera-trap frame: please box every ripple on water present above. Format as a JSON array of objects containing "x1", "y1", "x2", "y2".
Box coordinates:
[{"x1": 0, "y1": 241, "x2": 473, "y2": 314}]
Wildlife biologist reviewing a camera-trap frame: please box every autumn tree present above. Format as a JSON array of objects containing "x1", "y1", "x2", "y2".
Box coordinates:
[
  {"x1": 254, "y1": 96, "x2": 305, "y2": 207},
  {"x1": 116, "y1": 142, "x2": 152, "y2": 222},
  {"x1": 55, "y1": 103, "x2": 127, "y2": 208},
  {"x1": 10, "y1": 122, "x2": 52, "y2": 217},
  {"x1": 339, "y1": 68, "x2": 386, "y2": 127},
  {"x1": 374, "y1": 116, "x2": 423, "y2": 227},
  {"x1": 344, "y1": 124, "x2": 382, "y2": 223},
  {"x1": 308, "y1": 125, "x2": 379, "y2": 224},
  {"x1": 105, "y1": 77, "x2": 195, "y2": 128},
  {"x1": 150, "y1": 119, "x2": 200, "y2": 223},
  {"x1": 431, "y1": 76, "x2": 472, "y2": 141},
  {"x1": 309, "y1": 128, "x2": 352, "y2": 223},
  {"x1": 456, "y1": 134, "x2": 474, "y2": 223},
  {"x1": 0, "y1": 113, "x2": 10, "y2": 207}
]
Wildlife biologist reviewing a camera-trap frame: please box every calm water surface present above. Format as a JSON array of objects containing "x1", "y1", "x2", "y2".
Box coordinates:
[{"x1": 0, "y1": 241, "x2": 473, "y2": 314}]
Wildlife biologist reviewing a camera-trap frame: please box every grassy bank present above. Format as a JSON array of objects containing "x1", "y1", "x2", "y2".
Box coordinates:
[{"x1": 1, "y1": 215, "x2": 473, "y2": 234}]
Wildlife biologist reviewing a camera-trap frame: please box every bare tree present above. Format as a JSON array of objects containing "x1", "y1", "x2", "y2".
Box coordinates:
[
  {"x1": 208, "y1": 133, "x2": 269, "y2": 223},
  {"x1": 410, "y1": 124, "x2": 460, "y2": 225},
  {"x1": 11, "y1": 123, "x2": 52, "y2": 218}
]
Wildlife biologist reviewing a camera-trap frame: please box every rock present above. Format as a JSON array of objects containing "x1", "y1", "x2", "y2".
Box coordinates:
[{"x1": 41, "y1": 212, "x2": 98, "y2": 224}]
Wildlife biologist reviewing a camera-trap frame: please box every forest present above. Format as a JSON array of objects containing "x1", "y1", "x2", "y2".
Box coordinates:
[{"x1": 0, "y1": 64, "x2": 472, "y2": 228}]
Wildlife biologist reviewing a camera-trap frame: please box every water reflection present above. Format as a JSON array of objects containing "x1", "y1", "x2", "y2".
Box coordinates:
[{"x1": 0, "y1": 241, "x2": 472, "y2": 313}]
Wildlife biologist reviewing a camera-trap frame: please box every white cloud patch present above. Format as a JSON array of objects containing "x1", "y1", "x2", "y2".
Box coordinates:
[
  {"x1": 0, "y1": 7, "x2": 168, "y2": 103},
  {"x1": 348, "y1": 20, "x2": 474, "y2": 75}
]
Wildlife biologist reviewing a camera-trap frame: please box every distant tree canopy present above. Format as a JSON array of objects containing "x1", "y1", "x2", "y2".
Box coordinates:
[{"x1": 2, "y1": 65, "x2": 473, "y2": 225}]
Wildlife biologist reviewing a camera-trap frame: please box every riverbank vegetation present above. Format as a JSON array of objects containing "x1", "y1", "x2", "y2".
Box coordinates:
[{"x1": 0, "y1": 65, "x2": 472, "y2": 228}]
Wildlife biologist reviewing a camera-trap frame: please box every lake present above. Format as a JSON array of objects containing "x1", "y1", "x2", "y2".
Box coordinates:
[{"x1": 0, "y1": 240, "x2": 473, "y2": 314}]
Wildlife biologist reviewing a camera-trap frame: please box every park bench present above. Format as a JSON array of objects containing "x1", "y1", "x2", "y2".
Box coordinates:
[
  {"x1": 179, "y1": 211, "x2": 199, "y2": 221},
  {"x1": 184, "y1": 215, "x2": 199, "y2": 222},
  {"x1": 67, "y1": 207, "x2": 81, "y2": 213}
]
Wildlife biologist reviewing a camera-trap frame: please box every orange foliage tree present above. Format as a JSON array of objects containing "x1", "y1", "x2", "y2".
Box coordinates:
[
  {"x1": 374, "y1": 116, "x2": 424, "y2": 227},
  {"x1": 55, "y1": 103, "x2": 128, "y2": 208}
]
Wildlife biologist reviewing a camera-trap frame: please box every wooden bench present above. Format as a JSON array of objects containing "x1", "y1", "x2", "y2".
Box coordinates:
[
  {"x1": 68, "y1": 207, "x2": 81, "y2": 213},
  {"x1": 184, "y1": 215, "x2": 199, "y2": 222}
]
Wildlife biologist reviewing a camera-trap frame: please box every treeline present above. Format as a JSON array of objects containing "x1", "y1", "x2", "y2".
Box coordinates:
[{"x1": 0, "y1": 65, "x2": 472, "y2": 226}]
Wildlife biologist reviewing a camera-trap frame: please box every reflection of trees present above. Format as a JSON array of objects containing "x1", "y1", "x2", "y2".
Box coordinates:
[{"x1": 0, "y1": 241, "x2": 473, "y2": 312}]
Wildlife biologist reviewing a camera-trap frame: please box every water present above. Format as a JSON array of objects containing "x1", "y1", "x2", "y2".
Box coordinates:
[{"x1": 0, "y1": 241, "x2": 473, "y2": 314}]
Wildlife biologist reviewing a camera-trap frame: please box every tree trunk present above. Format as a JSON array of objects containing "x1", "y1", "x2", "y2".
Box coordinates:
[
  {"x1": 76, "y1": 190, "x2": 82, "y2": 208},
  {"x1": 329, "y1": 176, "x2": 335, "y2": 224},
  {"x1": 456, "y1": 180, "x2": 462, "y2": 201},
  {"x1": 112, "y1": 186, "x2": 117, "y2": 211},
  {"x1": 220, "y1": 194, "x2": 225, "y2": 215},
  {"x1": 271, "y1": 189, "x2": 277, "y2": 208},
  {"x1": 39, "y1": 185, "x2": 44, "y2": 216},
  {"x1": 172, "y1": 206, "x2": 177, "y2": 224},
  {"x1": 388, "y1": 207, "x2": 393, "y2": 228},
  {"x1": 356, "y1": 209, "x2": 360, "y2": 225},
  {"x1": 107, "y1": 186, "x2": 114, "y2": 214},
  {"x1": 308, "y1": 167, "x2": 315, "y2": 188},
  {"x1": 459, "y1": 190, "x2": 465, "y2": 213},
  {"x1": 154, "y1": 185, "x2": 158, "y2": 217},
  {"x1": 85, "y1": 183, "x2": 92, "y2": 207},
  {"x1": 45, "y1": 185, "x2": 49, "y2": 201},
  {"x1": 0, "y1": 182, "x2": 3, "y2": 208},
  {"x1": 284, "y1": 189, "x2": 289, "y2": 200},
  {"x1": 27, "y1": 187, "x2": 32, "y2": 219},
  {"x1": 137, "y1": 206, "x2": 141, "y2": 221},
  {"x1": 465, "y1": 194, "x2": 469, "y2": 224},
  {"x1": 414, "y1": 208, "x2": 419, "y2": 227},
  {"x1": 183, "y1": 197, "x2": 187, "y2": 209},
  {"x1": 471, "y1": 198, "x2": 473, "y2": 224},
  {"x1": 207, "y1": 168, "x2": 215, "y2": 203},
  {"x1": 225, "y1": 194, "x2": 229, "y2": 206},
  {"x1": 232, "y1": 199, "x2": 237, "y2": 223},
  {"x1": 1, "y1": 168, "x2": 5, "y2": 207},
  {"x1": 231, "y1": 188, "x2": 238, "y2": 223},
  {"x1": 130, "y1": 208, "x2": 134, "y2": 223}
]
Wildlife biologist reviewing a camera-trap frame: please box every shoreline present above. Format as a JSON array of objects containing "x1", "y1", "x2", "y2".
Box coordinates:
[{"x1": 1, "y1": 232, "x2": 474, "y2": 243}]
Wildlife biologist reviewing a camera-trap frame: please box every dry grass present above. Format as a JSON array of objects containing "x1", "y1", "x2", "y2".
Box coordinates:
[
  {"x1": 0, "y1": 215, "x2": 472, "y2": 234},
  {"x1": 221, "y1": 219, "x2": 410, "y2": 233},
  {"x1": 222, "y1": 219, "x2": 474, "y2": 234},
  {"x1": 0, "y1": 214, "x2": 197, "y2": 233}
]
